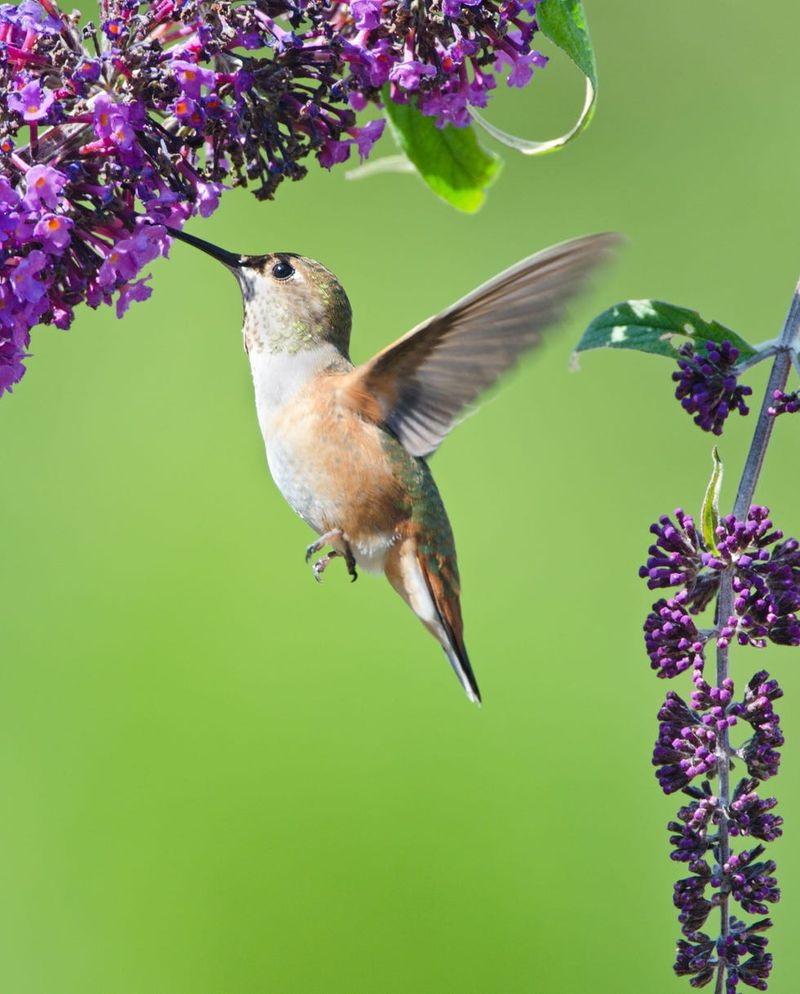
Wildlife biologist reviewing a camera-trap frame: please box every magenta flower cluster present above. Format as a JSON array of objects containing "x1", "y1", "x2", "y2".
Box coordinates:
[
  {"x1": 639, "y1": 505, "x2": 800, "y2": 990},
  {"x1": 0, "y1": 0, "x2": 547, "y2": 396}
]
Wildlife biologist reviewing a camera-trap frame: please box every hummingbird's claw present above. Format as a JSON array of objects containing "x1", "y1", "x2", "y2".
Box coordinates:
[
  {"x1": 312, "y1": 551, "x2": 339, "y2": 582},
  {"x1": 305, "y1": 529, "x2": 358, "y2": 583},
  {"x1": 344, "y1": 548, "x2": 358, "y2": 583}
]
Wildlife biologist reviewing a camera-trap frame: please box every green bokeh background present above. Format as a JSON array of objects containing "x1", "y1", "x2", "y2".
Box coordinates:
[{"x1": 4, "y1": 3, "x2": 800, "y2": 992}]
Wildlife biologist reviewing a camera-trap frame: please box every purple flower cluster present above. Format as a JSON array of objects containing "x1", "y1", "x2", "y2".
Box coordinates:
[
  {"x1": 653, "y1": 672, "x2": 783, "y2": 990},
  {"x1": 640, "y1": 506, "x2": 800, "y2": 669},
  {"x1": 675, "y1": 918, "x2": 773, "y2": 992},
  {"x1": 652, "y1": 672, "x2": 783, "y2": 797},
  {"x1": 334, "y1": 0, "x2": 546, "y2": 128},
  {"x1": 0, "y1": 0, "x2": 548, "y2": 396},
  {"x1": 673, "y1": 340, "x2": 753, "y2": 435},
  {"x1": 640, "y1": 506, "x2": 795, "y2": 991}
]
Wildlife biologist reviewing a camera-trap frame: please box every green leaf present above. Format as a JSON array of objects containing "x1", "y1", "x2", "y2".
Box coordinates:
[
  {"x1": 575, "y1": 300, "x2": 758, "y2": 360},
  {"x1": 538, "y1": 0, "x2": 596, "y2": 87},
  {"x1": 700, "y1": 447, "x2": 724, "y2": 556},
  {"x1": 471, "y1": 0, "x2": 597, "y2": 155},
  {"x1": 383, "y1": 99, "x2": 502, "y2": 213}
]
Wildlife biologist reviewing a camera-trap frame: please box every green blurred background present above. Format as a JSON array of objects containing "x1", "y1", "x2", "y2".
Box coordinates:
[{"x1": 4, "y1": 3, "x2": 800, "y2": 992}]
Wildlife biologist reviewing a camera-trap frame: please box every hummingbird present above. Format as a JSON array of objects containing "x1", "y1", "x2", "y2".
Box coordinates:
[{"x1": 167, "y1": 227, "x2": 618, "y2": 704}]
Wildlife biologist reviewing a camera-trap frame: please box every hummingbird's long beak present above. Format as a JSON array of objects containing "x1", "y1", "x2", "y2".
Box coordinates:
[{"x1": 165, "y1": 226, "x2": 244, "y2": 270}]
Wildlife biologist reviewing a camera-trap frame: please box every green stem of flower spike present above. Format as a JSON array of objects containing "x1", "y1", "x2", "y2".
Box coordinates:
[{"x1": 712, "y1": 278, "x2": 800, "y2": 994}]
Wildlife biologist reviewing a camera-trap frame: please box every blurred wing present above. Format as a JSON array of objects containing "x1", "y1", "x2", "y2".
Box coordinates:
[{"x1": 347, "y1": 233, "x2": 620, "y2": 458}]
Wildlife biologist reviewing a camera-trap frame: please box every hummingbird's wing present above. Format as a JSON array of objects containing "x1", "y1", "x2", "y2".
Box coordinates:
[{"x1": 346, "y1": 232, "x2": 619, "y2": 458}]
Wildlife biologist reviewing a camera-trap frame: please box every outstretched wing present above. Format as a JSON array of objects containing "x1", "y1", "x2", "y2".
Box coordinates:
[{"x1": 345, "y1": 233, "x2": 620, "y2": 458}]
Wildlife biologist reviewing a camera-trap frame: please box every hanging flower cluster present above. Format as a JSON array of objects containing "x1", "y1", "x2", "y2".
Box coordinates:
[{"x1": 0, "y1": 0, "x2": 548, "y2": 396}]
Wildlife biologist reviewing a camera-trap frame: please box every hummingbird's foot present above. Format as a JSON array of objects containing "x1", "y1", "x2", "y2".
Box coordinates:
[
  {"x1": 343, "y1": 544, "x2": 358, "y2": 583},
  {"x1": 305, "y1": 529, "x2": 358, "y2": 583},
  {"x1": 312, "y1": 551, "x2": 340, "y2": 583}
]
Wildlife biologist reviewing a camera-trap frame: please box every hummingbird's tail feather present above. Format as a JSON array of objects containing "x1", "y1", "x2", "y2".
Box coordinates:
[
  {"x1": 439, "y1": 624, "x2": 482, "y2": 706},
  {"x1": 385, "y1": 538, "x2": 481, "y2": 705}
]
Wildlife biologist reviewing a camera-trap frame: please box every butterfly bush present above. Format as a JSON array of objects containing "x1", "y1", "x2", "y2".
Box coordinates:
[
  {"x1": 643, "y1": 359, "x2": 800, "y2": 989},
  {"x1": 577, "y1": 277, "x2": 800, "y2": 990},
  {"x1": 640, "y1": 497, "x2": 799, "y2": 988},
  {"x1": 0, "y1": 0, "x2": 547, "y2": 396}
]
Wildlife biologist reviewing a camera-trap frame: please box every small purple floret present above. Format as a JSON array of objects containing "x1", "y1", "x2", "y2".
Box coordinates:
[
  {"x1": 768, "y1": 388, "x2": 800, "y2": 417},
  {"x1": 644, "y1": 590, "x2": 706, "y2": 679}
]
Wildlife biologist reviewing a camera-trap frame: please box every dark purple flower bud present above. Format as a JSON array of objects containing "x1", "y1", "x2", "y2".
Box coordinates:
[
  {"x1": 741, "y1": 731, "x2": 782, "y2": 782},
  {"x1": 644, "y1": 590, "x2": 707, "y2": 678},
  {"x1": 704, "y1": 507, "x2": 781, "y2": 568},
  {"x1": 723, "y1": 846, "x2": 779, "y2": 916},
  {"x1": 731, "y1": 672, "x2": 784, "y2": 781},
  {"x1": 668, "y1": 790, "x2": 718, "y2": 863},
  {"x1": 674, "y1": 861, "x2": 715, "y2": 933},
  {"x1": 729, "y1": 780, "x2": 782, "y2": 842},
  {"x1": 675, "y1": 918, "x2": 774, "y2": 992},
  {"x1": 734, "y1": 672, "x2": 783, "y2": 731},
  {"x1": 653, "y1": 692, "x2": 719, "y2": 794},
  {"x1": 640, "y1": 509, "x2": 706, "y2": 592},
  {"x1": 728, "y1": 917, "x2": 773, "y2": 992},
  {"x1": 767, "y1": 388, "x2": 800, "y2": 416},
  {"x1": 672, "y1": 340, "x2": 752, "y2": 435},
  {"x1": 732, "y1": 575, "x2": 800, "y2": 648},
  {"x1": 674, "y1": 931, "x2": 716, "y2": 986}
]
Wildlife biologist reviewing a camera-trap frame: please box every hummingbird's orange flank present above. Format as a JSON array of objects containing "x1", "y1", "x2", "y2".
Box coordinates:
[{"x1": 169, "y1": 229, "x2": 618, "y2": 703}]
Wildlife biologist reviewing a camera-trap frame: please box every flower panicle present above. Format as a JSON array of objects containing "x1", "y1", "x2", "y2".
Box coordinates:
[
  {"x1": 0, "y1": 0, "x2": 548, "y2": 395},
  {"x1": 640, "y1": 500, "x2": 797, "y2": 991}
]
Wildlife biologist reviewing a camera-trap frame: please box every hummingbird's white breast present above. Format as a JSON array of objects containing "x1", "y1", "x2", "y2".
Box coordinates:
[{"x1": 247, "y1": 344, "x2": 398, "y2": 572}]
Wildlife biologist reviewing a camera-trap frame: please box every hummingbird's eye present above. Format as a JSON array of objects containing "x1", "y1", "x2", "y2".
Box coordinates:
[{"x1": 271, "y1": 259, "x2": 295, "y2": 281}]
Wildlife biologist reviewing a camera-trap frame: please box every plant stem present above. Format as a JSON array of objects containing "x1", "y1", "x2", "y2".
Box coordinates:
[{"x1": 712, "y1": 278, "x2": 800, "y2": 994}]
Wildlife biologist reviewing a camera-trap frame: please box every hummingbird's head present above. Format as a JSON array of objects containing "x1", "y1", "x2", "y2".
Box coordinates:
[{"x1": 167, "y1": 227, "x2": 352, "y2": 357}]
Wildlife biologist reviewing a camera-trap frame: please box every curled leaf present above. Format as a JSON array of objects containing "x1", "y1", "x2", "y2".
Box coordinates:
[
  {"x1": 471, "y1": 0, "x2": 597, "y2": 155},
  {"x1": 700, "y1": 448, "x2": 724, "y2": 556}
]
